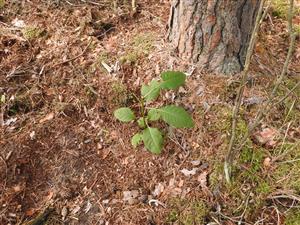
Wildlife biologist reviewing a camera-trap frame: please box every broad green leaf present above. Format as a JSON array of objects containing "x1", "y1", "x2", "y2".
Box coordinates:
[
  {"x1": 160, "y1": 71, "x2": 186, "y2": 90},
  {"x1": 131, "y1": 133, "x2": 142, "y2": 148},
  {"x1": 114, "y1": 107, "x2": 135, "y2": 122},
  {"x1": 147, "y1": 108, "x2": 161, "y2": 121},
  {"x1": 137, "y1": 118, "x2": 146, "y2": 128},
  {"x1": 141, "y1": 80, "x2": 161, "y2": 102},
  {"x1": 142, "y1": 127, "x2": 163, "y2": 154},
  {"x1": 157, "y1": 105, "x2": 194, "y2": 128}
]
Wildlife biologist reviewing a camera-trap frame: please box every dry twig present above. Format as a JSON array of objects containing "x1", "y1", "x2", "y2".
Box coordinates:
[
  {"x1": 225, "y1": 0, "x2": 296, "y2": 183},
  {"x1": 235, "y1": 0, "x2": 297, "y2": 154},
  {"x1": 224, "y1": 0, "x2": 267, "y2": 183}
]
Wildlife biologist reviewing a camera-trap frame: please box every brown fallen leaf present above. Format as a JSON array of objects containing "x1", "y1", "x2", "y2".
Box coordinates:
[
  {"x1": 253, "y1": 127, "x2": 279, "y2": 148},
  {"x1": 39, "y1": 112, "x2": 54, "y2": 123},
  {"x1": 25, "y1": 208, "x2": 36, "y2": 216},
  {"x1": 263, "y1": 157, "x2": 272, "y2": 169},
  {"x1": 197, "y1": 171, "x2": 208, "y2": 188},
  {"x1": 13, "y1": 185, "x2": 22, "y2": 193},
  {"x1": 45, "y1": 190, "x2": 54, "y2": 201}
]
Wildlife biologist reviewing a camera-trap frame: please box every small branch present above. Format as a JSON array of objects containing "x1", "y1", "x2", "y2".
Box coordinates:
[
  {"x1": 234, "y1": 0, "x2": 296, "y2": 154},
  {"x1": 132, "y1": 0, "x2": 137, "y2": 12},
  {"x1": 275, "y1": 81, "x2": 300, "y2": 105},
  {"x1": 224, "y1": 0, "x2": 266, "y2": 183},
  {"x1": 269, "y1": 193, "x2": 300, "y2": 203}
]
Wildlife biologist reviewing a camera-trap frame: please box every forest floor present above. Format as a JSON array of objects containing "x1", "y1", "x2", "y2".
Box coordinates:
[{"x1": 1, "y1": 1, "x2": 300, "y2": 225}]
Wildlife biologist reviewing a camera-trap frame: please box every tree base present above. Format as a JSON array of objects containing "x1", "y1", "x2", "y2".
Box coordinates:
[{"x1": 168, "y1": 0, "x2": 260, "y2": 75}]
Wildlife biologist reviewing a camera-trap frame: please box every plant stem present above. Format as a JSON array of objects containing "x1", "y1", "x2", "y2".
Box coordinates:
[
  {"x1": 234, "y1": 0, "x2": 296, "y2": 155},
  {"x1": 224, "y1": 0, "x2": 266, "y2": 184},
  {"x1": 131, "y1": 92, "x2": 147, "y2": 125},
  {"x1": 132, "y1": 0, "x2": 137, "y2": 12},
  {"x1": 140, "y1": 98, "x2": 146, "y2": 124}
]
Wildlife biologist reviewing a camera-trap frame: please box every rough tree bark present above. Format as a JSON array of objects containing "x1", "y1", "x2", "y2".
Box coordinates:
[{"x1": 168, "y1": 0, "x2": 261, "y2": 74}]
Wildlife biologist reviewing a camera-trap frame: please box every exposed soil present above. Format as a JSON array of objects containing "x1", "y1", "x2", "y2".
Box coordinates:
[{"x1": 1, "y1": 1, "x2": 300, "y2": 225}]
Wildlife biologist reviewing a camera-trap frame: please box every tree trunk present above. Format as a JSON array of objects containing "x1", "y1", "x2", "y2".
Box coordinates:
[{"x1": 168, "y1": 0, "x2": 261, "y2": 74}]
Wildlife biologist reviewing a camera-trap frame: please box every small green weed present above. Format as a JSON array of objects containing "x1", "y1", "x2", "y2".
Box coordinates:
[{"x1": 113, "y1": 71, "x2": 194, "y2": 154}]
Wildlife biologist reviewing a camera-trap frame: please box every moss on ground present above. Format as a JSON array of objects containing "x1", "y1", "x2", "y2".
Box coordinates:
[
  {"x1": 119, "y1": 51, "x2": 139, "y2": 64},
  {"x1": 271, "y1": 0, "x2": 300, "y2": 18},
  {"x1": 285, "y1": 209, "x2": 300, "y2": 225},
  {"x1": 22, "y1": 26, "x2": 44, "y2": 40},
  {"x1": 209, "y1": 105, "x2": 248, "y2": 137},
  {"x1": 207, "y1": 103, "x2": 276, "y2": 219},
  {"x1": 120, "y1": 33, "x2": 154, "y2": 64},
  {"x1": 110, "y1": 81, "x2": 131, "y2": 107},
  {"x1": 0, "y1": 0, "x2": 5, "y2": 8},
  {"x1": 166, "y1": 198, "x2": 208, "y2": 224},
  {"x1": 273, "y1": 78, "x2": 300, "y2": 126},
  {"x1": 272, "y1": 142, "x2": 300, "y2": 193}
]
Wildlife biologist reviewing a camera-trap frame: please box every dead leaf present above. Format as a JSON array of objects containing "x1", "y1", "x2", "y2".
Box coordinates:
[
  {"x1": 13, "y1": 185, "x2": 22, "y2": 192},
  {"x1": 197, "y1": 171, "x2": 208, "y2": 187},
  {"x1": 39, "y1": 113, "x2": 54, "y2": 123},
  {"x1": 12, "y1": 18, "x2": 26, "y2": 28},
  {"x1": 4, "y1": 117, "x2": 17, "y2": 126},
  {"x1": 45, "y1": 191, "x2": 54, "y2": 201},
  {"x1": 110, "y1": 130, "x2": 118, "y2": 139},
  {"x1": 25, "y1": 208, "x2": 36, "y2": 216},
  {"x1": 178, "y1": 180, "x2": 184, "y2": 187},
  {"x1": 123, "y1": 190, "x2": 139, "y2": 205},
  {"x1": 71, "y1": 206, "x2": 81, "y2": 215},
  {"x1": 263, "y1": 157, "x2": 272, "y2": 169},
  {"x1": 152, "y1": 183, "x2": 164, "y2": 197},
  {"x1": 101, "y1": 148, "x2": 111, "y2": 159},
  {"x1": 180, "y1": 168, "x2": 198, "y2": 176},
  {"x1": 253, "y1": 127, "x2": 278, "y2": 148},
  {"x1": 29, "y1": 131, "x2": 36, "y2": 140},
  {"x1": 61, "y1": 206, "x2": 68, "y2": 220},
  {"x1": 191, "y1": 160, "x2": 201, "y2": 166},
  {"x1": 170, "y1": 187, "x2": 182, "y2": 197}
]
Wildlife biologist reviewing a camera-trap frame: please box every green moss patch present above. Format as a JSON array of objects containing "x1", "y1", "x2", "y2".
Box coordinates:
[
  {"x1": 272, "y1": 142, "x2": 300, "y2": 192},
  {"x1": 120, "y1": 33, "x2": 154, "y2": 64},
  {"x1": 166, "y1": 198, "x2": 209, "y2": 224},
  {"x1": 285, "y1": 209, "x2": 300, "y2": 225},
  {"x1": 110, "y1": 81, "x2": 131, "y2": 107},
  {"x1": 0, "y1": 0, "x2": 5, "y2": 8},
  {"x1": 22, "y1": 26, "x2": 44, "y2": 40},
  {"x1": 271, "y1": 0, "x2": 300, "y2": 18}
]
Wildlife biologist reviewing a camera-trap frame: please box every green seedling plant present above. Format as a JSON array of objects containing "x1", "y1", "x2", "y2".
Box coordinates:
[{"x1": 113, "y1": 71, "x2": 194, "y2": 154}]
